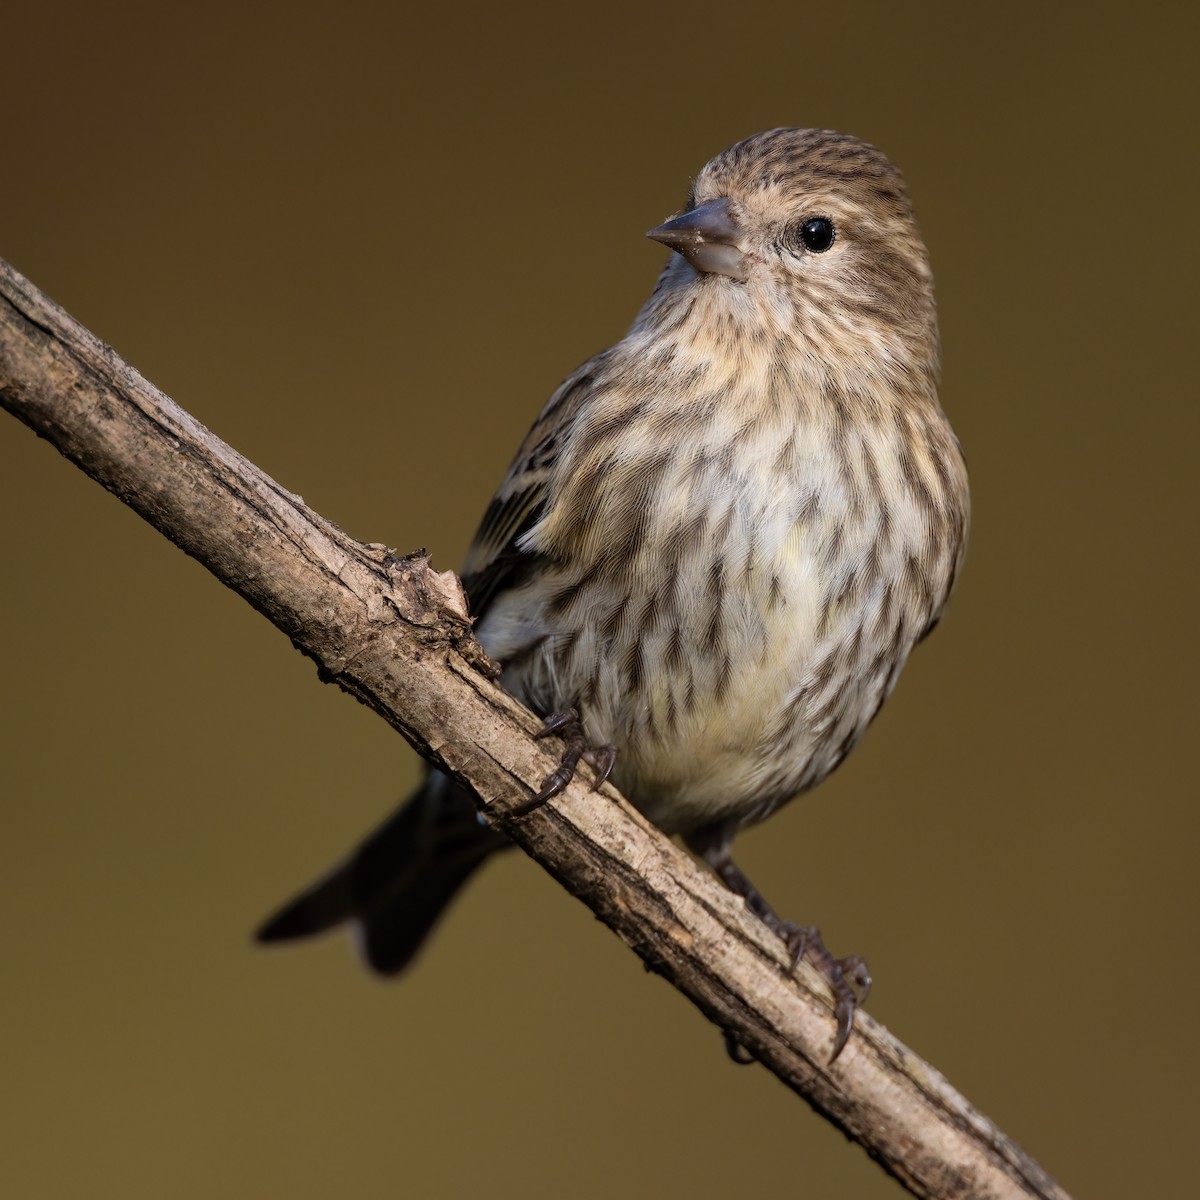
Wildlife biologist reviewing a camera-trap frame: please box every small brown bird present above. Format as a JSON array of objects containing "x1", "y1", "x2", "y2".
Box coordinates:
[{"x1": 257, "y1": 128, "x2": 969, "y2": 1059}]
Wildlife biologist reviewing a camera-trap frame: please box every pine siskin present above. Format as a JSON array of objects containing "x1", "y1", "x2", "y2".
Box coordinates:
[{"x1": 257, "y1": 128, "x2": 970, "y2": 1059}]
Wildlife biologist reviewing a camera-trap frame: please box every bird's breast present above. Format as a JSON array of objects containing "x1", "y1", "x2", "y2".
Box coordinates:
[{"x1": 482, "y1": 379, "x2": 965, "y2": 834}]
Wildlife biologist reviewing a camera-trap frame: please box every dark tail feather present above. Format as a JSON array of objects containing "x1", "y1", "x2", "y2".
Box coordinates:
[{"x1": 255, "y1": 774, "x2": 507, "y2": 975}]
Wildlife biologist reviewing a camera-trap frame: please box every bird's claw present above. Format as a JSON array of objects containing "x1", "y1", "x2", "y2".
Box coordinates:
[
  {"x1": 511, "y1": 709, "x2": 617, "y2": 816},
  {"x1": 839, "y1": 954, "x2": 872, "y2": 1006},
  {"x1": 718, "y1": 926, "x2": 869, "y2": 1065},
  {"x1": 585, "y1": 742, "x2": 618, "y2": 792},
  {"x1": 533, "y1": 708, "x2": 580, "y2": 739},
  {"x1": 686, "y1": 832, "x2": 871, "y2": 1064},
  {"x1": 723, "y1": 1031, "x2": 756, "y2": 1065},
  {"x1": 772, "y1": 919, "x2": 869, "y2": 1062}
]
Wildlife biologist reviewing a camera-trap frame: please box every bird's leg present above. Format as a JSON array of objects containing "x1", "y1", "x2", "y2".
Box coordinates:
[
  {"x1": 511, "y1": 707, "x2": 618, "y2": 816},
  {"x1": 686, "y1": 822, "x2": 871, "y2": 1062}
]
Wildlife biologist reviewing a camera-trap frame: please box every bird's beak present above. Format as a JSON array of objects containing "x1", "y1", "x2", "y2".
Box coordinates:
[{"x1": 647, "y1": 197, "x2": 747, "y2": 281}]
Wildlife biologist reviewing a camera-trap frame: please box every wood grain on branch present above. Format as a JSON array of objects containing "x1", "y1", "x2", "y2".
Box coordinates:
[{"x1": 0, "y1": 257, "x2": 1068, "y2": 1200}]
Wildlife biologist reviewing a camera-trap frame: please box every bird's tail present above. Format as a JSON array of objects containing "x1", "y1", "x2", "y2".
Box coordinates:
[{"x1": 255, "y1": 773, "x2": 507, "y2": 975}]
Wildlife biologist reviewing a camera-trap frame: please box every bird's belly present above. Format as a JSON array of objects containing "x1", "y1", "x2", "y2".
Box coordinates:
[
  {"x1": 488, "y1": 513, "x2": 924, "y2": 837},
  {"x1": 602, "y1": 557, "x2": 912, "y2": 833},
  {"x1": 480, "y1": 411, "x2": 956, "y2": 837}
]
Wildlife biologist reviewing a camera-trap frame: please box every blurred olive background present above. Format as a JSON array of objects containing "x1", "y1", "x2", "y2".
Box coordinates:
[{"x1": 2, "y1": 3, "x2": 1195, "y2": 1197}]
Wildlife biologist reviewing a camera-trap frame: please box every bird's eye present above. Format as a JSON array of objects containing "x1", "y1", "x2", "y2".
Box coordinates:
[{"x1": 796, "y1": 217, "x2": 836, "y2": 253}]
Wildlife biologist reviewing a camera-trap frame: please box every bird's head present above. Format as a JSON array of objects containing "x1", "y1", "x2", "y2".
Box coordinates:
[{"x1": 645, "y1": 128, "x2": 939, "y2": 395}]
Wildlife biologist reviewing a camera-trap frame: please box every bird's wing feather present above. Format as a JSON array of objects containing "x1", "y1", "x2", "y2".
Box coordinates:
[{"x1": 459, "y1": 356, "x2": 607, "y2": 618}]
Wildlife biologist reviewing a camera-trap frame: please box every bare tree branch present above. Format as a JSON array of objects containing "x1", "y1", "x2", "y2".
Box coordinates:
[{"x1": 0, "y1": 257, "x2": 1068, "y2": 1200}]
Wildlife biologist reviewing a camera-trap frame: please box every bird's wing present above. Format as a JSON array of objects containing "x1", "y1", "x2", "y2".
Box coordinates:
[{"x1": 459, "y1": 356, "x2": 606, "y2": 619}]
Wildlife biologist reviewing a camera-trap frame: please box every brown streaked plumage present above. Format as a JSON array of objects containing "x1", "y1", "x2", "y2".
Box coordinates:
[{"x1": 257, "y1": 128, "x2": 969, "y2": 1060}]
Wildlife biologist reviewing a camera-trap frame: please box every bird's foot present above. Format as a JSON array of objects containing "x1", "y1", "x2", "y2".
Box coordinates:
[
  {"x1": 686, "y1": 825, "x2": 870, "y2": 1063},
  {"x1": 761, "y1": 915, "x2": 871, "y2": 1062},
  {"x1": 723, "y1": 1031, "x2": 756, "y2": 1065},
  {"x1": 510, "y1": 708, "x2": 617, "y2": 816}
]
